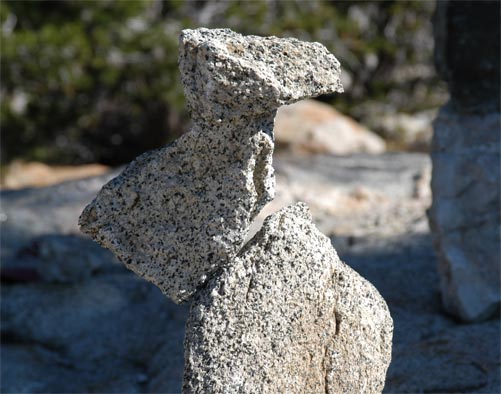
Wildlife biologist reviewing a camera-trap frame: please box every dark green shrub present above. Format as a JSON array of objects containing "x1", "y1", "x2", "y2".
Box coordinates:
[
  {"x1": 1, "y1": 0, "x2": 444, "y2": 165},
  {"x1": 1, "y1": 0, "x2": 186, "y2": 165}
]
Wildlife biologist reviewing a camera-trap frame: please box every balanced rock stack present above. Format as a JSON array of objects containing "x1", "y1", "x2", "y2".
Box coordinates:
[{"x1": 79, "y1": 28, "x2": 393, "y2": 393}]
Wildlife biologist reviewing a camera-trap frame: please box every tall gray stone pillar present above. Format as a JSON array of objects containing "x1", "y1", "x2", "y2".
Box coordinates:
[{"x1": 429, "y1": 0, "x2": 500, "y2": 322}]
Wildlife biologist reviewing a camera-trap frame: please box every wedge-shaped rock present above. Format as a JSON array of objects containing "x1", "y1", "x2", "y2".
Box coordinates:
[
  {"x1": 78, "y1": 127, "x2": 274, "y2": 303},
  {"x1": 184, "y1": 203, "x2": 393, "y2": 393},
  {"x1": 79, "y1": 28, "x2": 343, "y2": 303}
]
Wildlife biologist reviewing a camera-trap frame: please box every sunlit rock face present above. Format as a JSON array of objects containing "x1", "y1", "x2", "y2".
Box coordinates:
[{"x1": 184, "y1": 203, "x2": 393, "y2": 394}]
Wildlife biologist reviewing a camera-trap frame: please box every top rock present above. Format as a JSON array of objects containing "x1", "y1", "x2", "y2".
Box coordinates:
[{"x1": 179, "y1": 28, "x2": 343, "y2": 126}]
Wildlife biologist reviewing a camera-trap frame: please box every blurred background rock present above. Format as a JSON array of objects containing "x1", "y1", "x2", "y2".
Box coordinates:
[{"x1": 1, "y1": 0, "x2": 447, "y2": 176}]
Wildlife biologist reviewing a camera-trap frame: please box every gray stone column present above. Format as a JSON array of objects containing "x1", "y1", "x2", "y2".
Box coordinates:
[{"x1": 429, "y1": 0, "x2": 500, "y2": 322}]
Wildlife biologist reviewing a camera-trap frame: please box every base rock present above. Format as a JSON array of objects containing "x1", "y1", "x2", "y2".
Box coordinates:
[{"x1": 184, "y1": 203, "x2": 393, "y2": 393}]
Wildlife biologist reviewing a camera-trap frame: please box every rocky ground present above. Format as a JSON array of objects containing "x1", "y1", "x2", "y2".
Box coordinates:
[{"x1": 1, "y1": 152, "x2": 499, "y2": 393}]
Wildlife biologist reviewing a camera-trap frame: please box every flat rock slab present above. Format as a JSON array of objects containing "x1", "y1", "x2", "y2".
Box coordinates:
[
  {"x1": 248, "y1": 152, "x2": 431, "y2": 242},
  {"x1": 0, "y1": 170, "x2": 120, "y2": 262},
  {"x1": 184, "y1": 203, "x2": 393, "y2": 393},
  {"x1": 79, "y1": 28, "x2": 343, "y2": 304}
]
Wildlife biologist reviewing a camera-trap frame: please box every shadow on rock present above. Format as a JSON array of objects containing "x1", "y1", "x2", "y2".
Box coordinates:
[{"x1": 1, "y1": 234, "x2": 188, "y2": 394}]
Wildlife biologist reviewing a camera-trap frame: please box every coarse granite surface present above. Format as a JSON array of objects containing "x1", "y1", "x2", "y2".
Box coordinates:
[{"x1": 184, "y1": 203, "x2": 393, "y2": 394}]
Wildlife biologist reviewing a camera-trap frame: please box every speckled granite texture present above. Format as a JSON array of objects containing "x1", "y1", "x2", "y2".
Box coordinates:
[
  {"x1": 184, "y1": 203, "x2": 393, "y2": 394},
  {"x1": 179, "y1": 28, "x2": 343, "y2": 126},
  {"x1": 78, "y1": 28, "x2": 342, "y2": 303}
]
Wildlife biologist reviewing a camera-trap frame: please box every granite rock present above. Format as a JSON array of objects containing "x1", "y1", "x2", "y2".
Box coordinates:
[
  {"x1": 184, "y1": 203, "x2": 393, "y2": 393},
  {"x1": 78, "y1": 28, "x2": 343, "y2": 303},
  {"x1": 428, "y1": 108, "x2": 501, "y2": 322},
  {"x1": 179, "y1": 28, "x2": 343, "y2": 126},
  {"x1": 78, "y1": 125, "x2": 275, "y2": 304},
  {"x1": 274, "y1": 99, "x2": 385, "y2": 155}
]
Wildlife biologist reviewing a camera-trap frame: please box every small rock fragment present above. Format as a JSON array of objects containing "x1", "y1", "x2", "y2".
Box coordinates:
[{"x1": 184, "y1": 203, "x2": 393, "y2": 393}]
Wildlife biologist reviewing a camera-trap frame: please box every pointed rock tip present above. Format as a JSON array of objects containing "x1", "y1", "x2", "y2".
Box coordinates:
[{"x1": 261, "y1": 202, "x2": 313, "y2": 231}]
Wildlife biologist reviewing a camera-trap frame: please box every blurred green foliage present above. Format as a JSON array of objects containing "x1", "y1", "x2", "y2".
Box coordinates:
[
  {"x1": 1, "y1": 0, "x2": 445, "y2": 165},
  {"x1": 1, "y1": 0, "x2": 185, "y2": 165}
]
